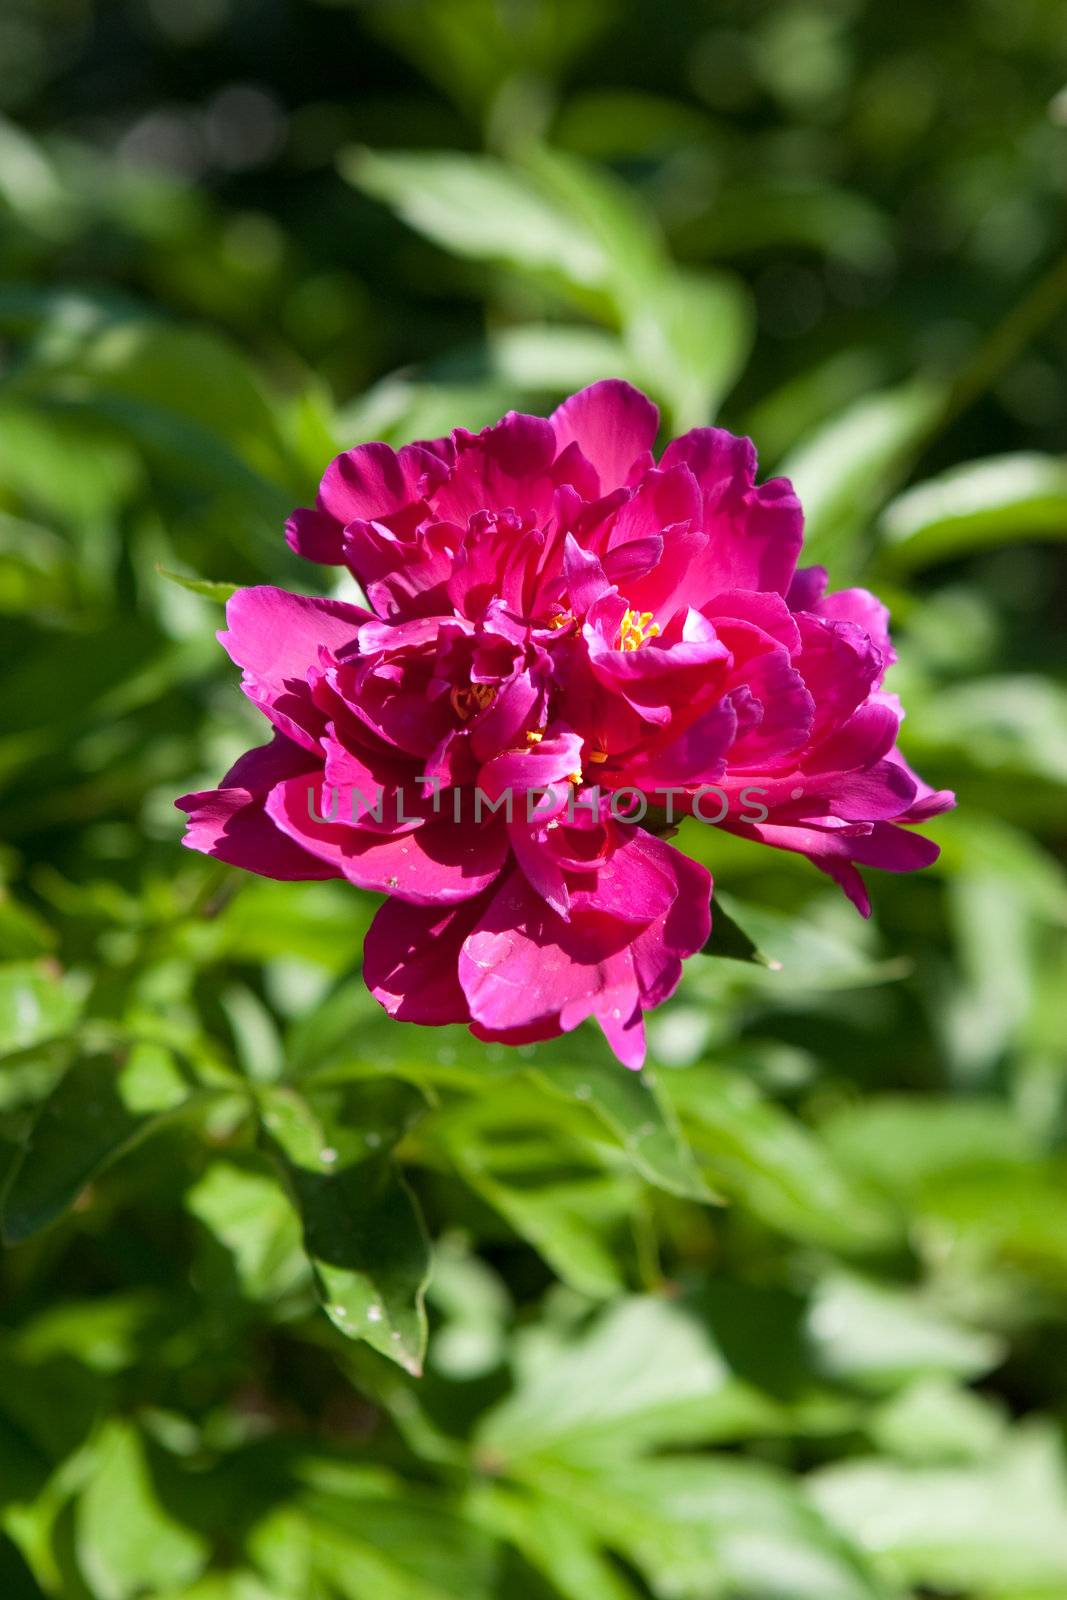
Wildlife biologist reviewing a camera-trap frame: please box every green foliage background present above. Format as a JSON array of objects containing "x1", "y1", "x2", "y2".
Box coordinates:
[{"x1": 2, "y1": 2, "x2": 1067, "y2": 1596}]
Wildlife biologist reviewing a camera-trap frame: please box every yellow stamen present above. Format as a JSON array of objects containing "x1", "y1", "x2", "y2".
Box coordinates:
[
  {"x1": 526, "y1": 729, "x2": 544, "y2": 745},
  {"x1": 587, "y1": 748, "x2": 608, "y2": 764},
  {"x1": 567, "y1": 771, "x2": 583, "y2": 786},
  {"x1": 450, "y1": 683, "x2": 496, "y2": 721},
  {"x1": 548, "y1": 611, "x2": 574, "y2": 630},
  {"x1": 617, "y1": 608, "x2": 660, "y2": 652}
]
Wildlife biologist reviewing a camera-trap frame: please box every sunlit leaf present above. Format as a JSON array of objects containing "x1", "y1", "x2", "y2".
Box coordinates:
[
  {"x1": 781, "y1": 381, "x2": 943, "y2": 576},
  {"x1": 75, "y1": 1421, "x2": 208, "y2": 1600},
  {"x1": 524, "y1": 1455, "x2": 892, "y2": 1600},
  {"x1": 528, "y1": 1051, "x2": 712, "y2": 1202},
  {"x1": 664, "y1": 1068, "x2": 901, "y2": 1253},
  {"x1": 701, "y1": 895, "x2": 780, "y2": 968},
  {"x1": 1, "y1": 1045, "x2": 210, "y2": 1244},
  {"x1": 468, "y1": 1482, "x2": 642, "y2": 1600},
  {"x1": 258, "y1": 1082, "x2": 431, "y2": 1374},
  {"x1": 156, "y1": 565, "x2": 240, "y2": 603},
  {"x1": 810, "y1": 1425, "x2": 1067, "y2": 1595},
  {"x1": 807, "y1": 1272, "x2": 1004, "y2": 1393},
  {"x1": 490, "y1": 324, "x2": 635, "y2": 394},
  {"x1": 428, "y1": 1083, "x2": 637, "y2": 1298},
  {"x1": 344, "y1": 148, "x2": 610, "y2": 293},
  {"x1": 186, "y1": 1159, "x2": 306, "y2": 1303},
  {"x1": 476, "y1": 1294, "x2": 824, "y2": 1466},
  {"x1": 625, "y1": 266, "x2": 754, "y2": 429},
  {"x1": 881, "y1": 453, "x2": 1067, "y2": 568},
  {"x1": 0, "y1": 962, "x2": 80, "y2": 1058}
]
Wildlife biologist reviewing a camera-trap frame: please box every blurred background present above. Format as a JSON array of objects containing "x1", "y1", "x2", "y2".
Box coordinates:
[{"x1": 2, "y1": 2, "x2": 1067, "y2": 1598}]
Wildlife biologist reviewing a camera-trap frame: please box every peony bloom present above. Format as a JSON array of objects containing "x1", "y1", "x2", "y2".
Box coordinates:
[{"x1": 177, "y1": 381, "x2": 952, "y2": 1067}]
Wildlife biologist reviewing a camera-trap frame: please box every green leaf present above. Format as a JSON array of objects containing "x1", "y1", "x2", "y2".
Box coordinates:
[
  {"x1": 673, "y1": 866, "x2": 911, "y2": 993},
  {"x1": 624, "y1": 266, "x2": 753, "y2": 429},
  {"x1": 520, "y1": 144, "x2": 665, "y2": 303},
  {"x1": 156, "y1": 565, "x2": 240, "y2": 603},
  {"x1": 59, "y1": 321, "x2": 296, "y2": 484},
  {"x1": 0, "y1": 399, "x2": 141, "y2": 533},
  {"x1": 305, "y1": 1490, "x2": 498, "y2": 1600},
  {"x1": 868, "y1": 1376, "x2": 1006, "y2": 1465},
  {"x1": 904, "y1": 675, "x2": 1067, "y2": 786},
  {"x1": 258, "y1": 1082, "x2": 432, "y2": 1375},
  {"x1": 780, "y1": 380, "x2": 943, "y2": 577},
  {"x1": 11, "y1": 1292, "x2": 159, "y2": 1374},
  {"x1": 468, "y1": 1482, "x2": 642, "y2": 1600},
  {"x1": 75, "y1": 1421, "x2": 208, "y2": 1600},
  {"x1": 806, "y1": 1272, "x2": 1004, "y2": 1393},
  {"x1": 940, "y1": 871, "x2": 1034, "y2": 1079},
  {"x1": 881, "y1": 453, "x2": 1067, "y2": 568},
  {"x1": 0, "y1": 888, "x2": 55, "y2": 961},
  {"x1": 210, "y1": 881, "x2": 376, "y2": 975},
  {"x1": 476, "y1": 1295, "x2": 804, "y2": 1466},
  {"x1": 821, "y1": 1095, "x2": 1035, "y2": 1202},
  {"x1": 489, "y1": 324, "x2": 636, "y2": 395},
  {"x1": 664, "y1": 1068, "x2": 900, "y2": 1253},
  {"x1": 701, "y1": 894, "x2": 780, "y2": 968},
  {"x1": 809, "y1": 1424, "x2": 1067, "y2": 1595},
  {"x1": 0, "y1": 1530, "x2": 44, "y2": 1600},
  {"x1": 148, "y1": 1578, "x2": 274, "y2": 1600},
  {"x1": 1, "y1": 1045, "x2": 208, "y2": 1244},
  {"x1": 185, "y1": 1159, "x2": 306, "y2": 1303},
  {"x1": 528, "y1": 1052, "x2": 712, "y2": 1202},
  {"x1": 0, "y1": 961, "x2": 81, "y2": 1057},
  {"x1": 425, "y1": 1236, "x2": 511, "y2": 1381},
  {"x1": 343, "y1": 148, "x2": 610, "y2": 293},
  {"x1": 525, "y1": 1455, "x2": 891, "y2": 1600},
  {"x1": 916, "y1": 1166, "x2": 1067, "y2": 1286},
  {"x1": 428, "y1": 1083, "x2": 636, "y2": 1298},
  {"x1": 822, "y1": 1099, "x2": 1067, "y2": 1284},
  {"x1": 931, "y1": 811, "x2": 1067, "y2": 925}
]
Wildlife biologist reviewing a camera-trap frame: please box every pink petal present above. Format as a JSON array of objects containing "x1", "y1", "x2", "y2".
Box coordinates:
[
  {"x1": 478, "y1": 730, "x2": 585, "y2": 803},
  {"x1": 433, "y1": 412, "x2": 559, "y2": 525},
  {"x1": 364, "y1": 895, "x2": 484, "y2": 1024},
  {"x1": 343, "y1": 518, "x2": 456, "y2": 620},
  {"x1": 603, "y1": 464, "x2": 700, "y2": 550},
  {"x1": 814, "y1": 585, "x2": 896, "y2": 666},
  {"x1": 629, "y1": 839, "x2": 713, "y2": 1007},
  {"x1": 726, "y1": 650, "x2": 815, "y2": 771},
  {"x1": 659, "y1": 428, "x2": 803, "y2": 596},
  {"x1": 723, "y1": 816, "x2": 942, "y2": 915},
  {"x1": 220, "y1": 586, "x2": 368, "y2": 750},
  {"x1": 550, "y1": 380, "x2": 660, "y2": 491},
  {"x1": 457, "y1": 869, "x2": 640, "y2": 1042},
  {"x1": 707, "y1": 589, "x2": 802, "y2": 654},
  {"x1": 285, "y1": 441, "x2": 451, "y2": 565},
  {"x1": 567, "y1": 827, "x2": 682, "y2": 924},
  {"x1": 786, "y1": 564, "x2": 827, "y2": 611},
  {"x1": 563, "y1": 534, "x2": 612, "y2": 616},
  {"x1": 265, "y1": 777, "x2": 509, "y2": 903},
  {"x1": 616, "y1": 696, "x2": 739, "y2": 788},
  {"x1": 176, "y1": 735, "x2": 338, "y2": 881},
  {"x1": 794, "y1": 615, "x2": 885, "y2": 744}
]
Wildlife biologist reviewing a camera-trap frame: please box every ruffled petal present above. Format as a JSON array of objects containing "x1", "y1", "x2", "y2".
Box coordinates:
[
  {"x1": 659, "y1": 428, "x2": 804, "y2": 596},
  {"x1": 265, "y1": 777, "x2": 509, "y2": 903},
  {"x1": 176, "y1": 735, "x2": 338, "y2": 881},
  {"x1": 550, "y1": 380, "x2": 660, "y2": 491},
  {"x1": 364, "y1": 895, "x2": 484, "y2": 1024}
]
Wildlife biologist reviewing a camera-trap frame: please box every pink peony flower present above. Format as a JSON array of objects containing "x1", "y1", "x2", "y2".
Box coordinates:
[{"x1": 177, "y1": 381, "x2": 952, "y2": 1067}]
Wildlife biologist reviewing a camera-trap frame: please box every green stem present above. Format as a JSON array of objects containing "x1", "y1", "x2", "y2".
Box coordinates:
[{"x1": 932, "y1": 248, "x2": 1067, "y2": 447}]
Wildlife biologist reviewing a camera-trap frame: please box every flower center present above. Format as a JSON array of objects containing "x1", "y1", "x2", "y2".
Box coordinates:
[
  {"x1": 450, "y1": 682, "x2": 496, "y2": 721},
  {"x1": 617, "y1": 608, "x2": 660, "y2": 651}
]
